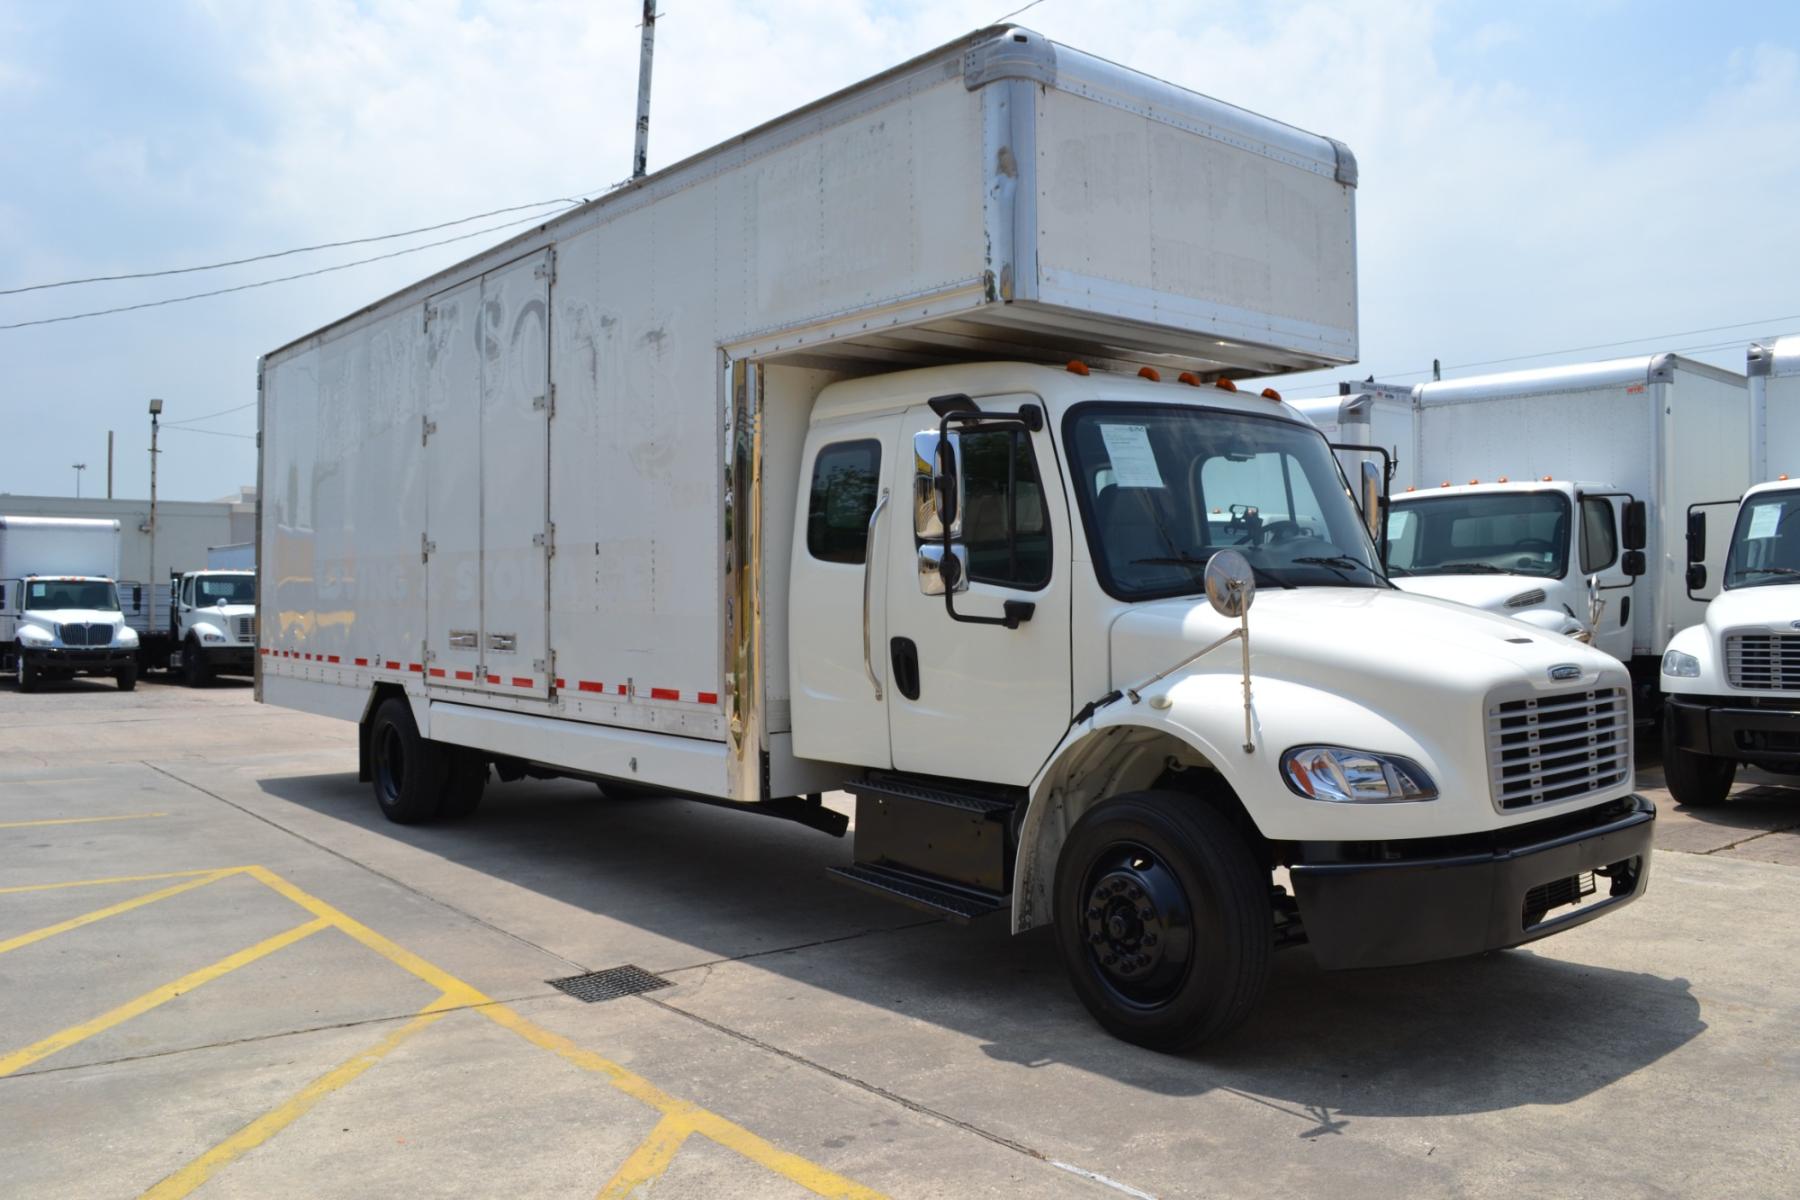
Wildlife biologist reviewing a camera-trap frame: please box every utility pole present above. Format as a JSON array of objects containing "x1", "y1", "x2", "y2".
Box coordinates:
[
  {"x1": 107, "y1": 431, "x2": 115, "y2": 499},
  {"x1": 72, "y1": 463, "x2": 86, "y2": 498},
  {"x1": 633, "y1": 1, "x2": 657, "y2": 180},
  {"x1": 148, "y1": 398, "x2": 162, "y2": 628}
]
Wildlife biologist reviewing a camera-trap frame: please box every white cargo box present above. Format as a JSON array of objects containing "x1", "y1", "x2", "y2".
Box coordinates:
[
  {"x1": 1749, "y1": 334, "x2": 1800, "y2": 483},
  {"x1": 258, "y1": 25, "x2": 1361, "y2": 801},
  {"x1": 1294, "y1": 382, "x2": 1418, "y2": 491},
  {"x1": 0, "y1": 516, "x2": 122, "y2": 583}
]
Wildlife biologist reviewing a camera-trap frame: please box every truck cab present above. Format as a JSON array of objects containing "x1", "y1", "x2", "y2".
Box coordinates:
[
  {"x1": 1661, "y1": 478, "x2": 1800, "y2": 804},
  {"x1": 168, "y1": 569, "x2": 257, "y2": 686},
  {"x1": 1387, "y1": 480, "x2": 1647, "y2": 661},
  {"x1": 1, "y1": 575, "x2": 139, "y2": 692}
]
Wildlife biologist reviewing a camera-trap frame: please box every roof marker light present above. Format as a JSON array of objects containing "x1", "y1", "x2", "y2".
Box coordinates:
[
  {"x1": 1441, "y1": 481, "x2": 1451, "y2": 488},
  {"x1": 1542, "y1": 475, "x2": 1552, "y2": 482},
  {"x1": 1782, "y1": 474, "x2": 1791, "y2": 481},
  {"x1": 1177, "y1": 371, "x2": 1202, "y2": 386},
  {"x1": 1066, "y1": 360, "x2": 1090, "y2": 376},
  {"x1": 1470, "y1": 478, "x2": 1479, "y2": 485},
  {"x1": 1261, "y1": 387, "x2": 1282, "y2": 402},
  {"x1": 1138, "y1": 366, "x2": 1161, "y2": 382},
  {"x1": 1405, "y1": 485, "x2": 1416, "y2": 492},
  {"x1": 1214, "y1": 378, "x2": 1239, "y2": 392},
  {"x1": 1497, "y1": 475, "x2": 1509, "y2": 483}
]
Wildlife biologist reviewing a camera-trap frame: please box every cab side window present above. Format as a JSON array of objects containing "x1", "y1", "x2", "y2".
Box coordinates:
[
  {"x1": 806, "y1": 440, "x2": 882, "y2": 564},
  {"x1": 960, "y1": 429, "x2": 1051, "y2": 589},
  {"x1": 1580, "y1": 498, "x2": 1618, "y2": 574}
]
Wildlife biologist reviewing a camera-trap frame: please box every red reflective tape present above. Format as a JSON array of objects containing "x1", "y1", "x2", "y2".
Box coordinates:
[
  {"x1": 486, "y1": 674, "x2": 501, "y2": 685},
  {"x1": 617, "y1": 684, "x2": 628, "y2": 695},
  {"x1": 259, "y1": 648, "x2": 270, "y2": 656},
  {"x1": 385, "y1": 661, "x2": 401, "y2": 671},
  {"x1": 511, "y1": 677, "x2": 532, "y2": 688},
  {"x1": 328, "y1": 655, "x2": 341, "y2": 664},
  {"x1": 697, "y1": 691, "x2": 719, "y2": 705},
  {"x1": 409, "y1": 663, "x2": 424, "y2": 673},
  {"x1": 455, "y1": 670, "x2": 474, "y2": 681},
  {"x1": 554, "y1": 678, "x2": 566, "y2": 689},
  {"x1": 578, "y1": 680, "x2": 605, "y2": 693},
  {"x1": 428, "y1": 667, "x2": 446, "y2": 678},
  {"x1": 355, "y1": 657, "x2": 370, "y2": 667},
  {"x1": 650, "y1": 687, "x2": 679, "y2": 701}
]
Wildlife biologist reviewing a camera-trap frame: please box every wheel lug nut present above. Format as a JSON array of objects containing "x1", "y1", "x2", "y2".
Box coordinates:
[
  {"x1": 1090, "y1": 932, "x2": 1104, "y2": 945},
  {"x1": 1139, "y1": 908, "x2": 1153, "y2": 920},
  {"x1": 1143, "y1": 934, "x2": 1158, "y2": 947},
  {"x1": 1086, "y1": 907, "x2": 1101, "y2": 920},
  {"x1": 1103, "y1": 954, "x2": 1116, "y2": 966},
  {"x1": 1127, "y1": 886, "x2": 1141, "y2": 900}
]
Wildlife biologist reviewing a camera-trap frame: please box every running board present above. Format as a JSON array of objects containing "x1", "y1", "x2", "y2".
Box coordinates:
[{"x1": 826, "y1": 863, "x2": 1006, "y2": 923}]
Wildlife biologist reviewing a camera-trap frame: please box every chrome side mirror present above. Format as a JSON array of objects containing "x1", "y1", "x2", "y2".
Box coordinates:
[
  {"x1": 1204, "y1": 549, "x2": 1256, "y2": 618},
  {"x1": 1359, "y1": 459, "x2": 1384, "y2": 543},
  {"x1": 912, "y1": 430, "x2": 963, "y2": 540},
  {"x1": 918, "y1": 543, "x2": 969, "y2": 596}
]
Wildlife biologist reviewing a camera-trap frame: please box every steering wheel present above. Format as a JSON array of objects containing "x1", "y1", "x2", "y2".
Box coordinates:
[{"x1": 1261, "y1": 520, "x2": 1303, "y2": 544}]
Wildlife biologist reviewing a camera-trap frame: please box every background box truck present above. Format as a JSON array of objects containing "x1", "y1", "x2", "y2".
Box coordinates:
[
  {"x1": 257, "y1": 26, "x2": 1652, "y2": 1049},
  {"x1": 1381, "y1": 355, "x2": 1747, "y2": 703},
  {"x1": 0, "y1": 516, "x2": 140, "y2": 691},
  {"x1": 1294, "y1": 380, "x2": 1417, "y2": 491}
]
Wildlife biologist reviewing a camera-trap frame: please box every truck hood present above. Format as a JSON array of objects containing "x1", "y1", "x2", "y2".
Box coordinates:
[
  {"x1": 1391, "y1": 573, "x2": 1565, "y2": 615},
  {"x1": 22, "y1": 608, "x2": 126, "y2": 626},
  {"x1": 1110, "y1": 586, "x2": 1612, "y2": 698},
  {"x1": 1704, "y1": 583, "x2": 1800, "y2": 636}
]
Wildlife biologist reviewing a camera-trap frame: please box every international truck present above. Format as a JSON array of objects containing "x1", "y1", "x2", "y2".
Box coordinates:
[
  {"x1": 1659, "y1": 336, "x2": 1800, "y2": 804},
  {"x1": 256, "y1": 26, "x2": 1654, "y2": 1049},
  {"x1": 1368, "y1": 356, "x2": 1748, "y2": 704},
  {"x1": 0, "y1": 516, "x2": 140, "y2": 691}
]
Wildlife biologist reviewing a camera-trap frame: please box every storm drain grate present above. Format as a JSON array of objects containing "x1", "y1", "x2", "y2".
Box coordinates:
[{"x1": 547, "y1": 965, "x2": 673, "y2": 1003}]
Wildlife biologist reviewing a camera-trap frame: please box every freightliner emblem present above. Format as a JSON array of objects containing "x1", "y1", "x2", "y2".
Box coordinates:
[{"x1": 1548, "y1": 664, "x2": 1582, "y2": 682}]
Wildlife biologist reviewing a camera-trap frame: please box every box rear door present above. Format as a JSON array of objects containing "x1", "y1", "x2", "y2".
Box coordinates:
[{"x1": 424, "y1": 278, "x2": 484, "y2": 689}]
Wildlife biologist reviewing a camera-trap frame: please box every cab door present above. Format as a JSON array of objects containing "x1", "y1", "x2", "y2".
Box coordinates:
[
  {"x1": 1578, "y1": 491, "x2": 1636, "y2": 662},
  {"x1": 885, "y1": 399, "x2": 1073, "y2": 785}
]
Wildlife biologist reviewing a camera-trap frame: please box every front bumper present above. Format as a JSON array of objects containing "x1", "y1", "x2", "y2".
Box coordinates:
[
  {"x1": 1289, "y1": 795, "x2": 1655, "y2": 970},
  {"x1": 201, "y1": 644, "x2": 256, "y2": 673},
  {"x1": 25, "y1": 646, "x2": 135, "y2": 672},
  {"x1": 1665, "y1": 695, "x2": 1800, "y2": 766}
]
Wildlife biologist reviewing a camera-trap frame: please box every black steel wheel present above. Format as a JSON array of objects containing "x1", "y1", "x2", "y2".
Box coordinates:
[
  {"x1": 1662, "y1": 706, "x2": 1734, "y2": 807},
  {"x1": 16, "y1": 647, "x2": 39, "y2": 693},
  {"x1": 1053, "y1": 791, "x2": 1270, "y2": 1051},
  {"x1": 182, "y1": 639, "x2": 212, "y2": 688},
  {"x1": 369, "y1": 697, "x2": 449, "y2": 824}
]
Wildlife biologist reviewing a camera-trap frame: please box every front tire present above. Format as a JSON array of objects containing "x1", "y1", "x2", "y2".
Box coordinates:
[
  {"x1": 17, "y1": 648, "x2": 40, "y2": 693},
  {"x1": 182, "y1": 640, "x2": 213, "y2": 688},
  {"x1": 1662, "y1": 706, "x2": 1735, "y2": 807},
  {"x1": 1053, "y1": 791, "x2": 1272, "y2": 1052},
  {"x1": 369, "y1": 698, "x2": 450, "y2": 824},
  {"x1": 115, "y1": 663, "x2": 137, "y2": 691}
]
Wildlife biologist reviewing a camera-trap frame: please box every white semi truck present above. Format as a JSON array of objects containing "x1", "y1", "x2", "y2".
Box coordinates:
[
  {"x1": 256, "y1": 27, "x2": 1653, "y2": 1049},
  {"x1": 0, "y1": 516, "x2": 140, "y2": 691},
  {"x1": 1659, "y1": 335, "x2": 1800, "y2": 804},
  {"x1": 1361, "y1": 356, "x2": 1747, "y2": 705}
]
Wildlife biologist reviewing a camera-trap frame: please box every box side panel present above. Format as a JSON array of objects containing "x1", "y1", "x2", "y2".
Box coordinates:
[
  {"x1": 1660, "y1": 371, "x2": 1751, "y2": 649},
  {"x1": 1415, "y1": 388, "x2": 1653, "y2": 497},
  {"x1": 1032, "y1": 87, "x2": 1357, "y2": 365},
  {"x1": 1762, "y1": 374, "x2": 1800, "y2": 481}
]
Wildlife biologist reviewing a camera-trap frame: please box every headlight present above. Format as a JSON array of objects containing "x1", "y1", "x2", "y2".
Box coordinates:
[
  {"x1": 1281, "y1": 746, "x2": 1438, "y2": 803},
  {"x1": 19, "y1": 629, "x2": 53, "y2": 648},
  {"x1": 116, "y1": 627, "x2": 139, "y2": 647},
  {"x1": 201, "y1": 632, "x2": 226, "y2": 644},
  {"x1": 1662, "y1": 650, "x2": 1700, "y2": 678}
]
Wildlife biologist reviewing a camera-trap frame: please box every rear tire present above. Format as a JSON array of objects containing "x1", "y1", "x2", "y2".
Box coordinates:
[
  {"x1": 1053, "y1": 791, "x2": 1272, "y2": 1052},
  {"x1": 369, "y1": 698, "x2": 450, "y2": 824},
  {"x1": 438, "y1": 749, "x2": 488, "y2": 820},
  {"x1": 1662, "y1": 706, "x2": 1735, "y2": 807},
  {"x1": 115, "y1": 663, "x2": 138, "y2": 692}
]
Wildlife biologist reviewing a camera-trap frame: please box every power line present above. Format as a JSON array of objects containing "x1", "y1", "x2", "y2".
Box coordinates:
[
  {"x1": 0, "y1": 206, "x2": 579, "y2": 333},
  {"x1": 163, "y1": 426, "x2": 255, "y2": 441},
  {"x1": 0, "y1": 194, "x2": 591, "y2": 297},
  {"x1": 163, "y1": 401, "x2": 256, "y2": 427}
]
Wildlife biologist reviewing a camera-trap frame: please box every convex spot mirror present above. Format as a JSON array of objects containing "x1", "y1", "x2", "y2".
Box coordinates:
[
  {"x1": 1205, "y1": 549, "x2": 1256, "y2": 618},
  {"x1": 918, "y1": 543, "x2": 969, "y2": 596},
  {"x1": 912, "y1": 430, "x2": 964, "y2": 540}
]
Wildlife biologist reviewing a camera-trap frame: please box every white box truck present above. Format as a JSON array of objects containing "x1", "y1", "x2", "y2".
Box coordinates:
[
  {"x1": 164, "y1": 566, "x2": 258, "y2": 686},
  {"x1": 0, "y1": 516, "x2": 140, "y2": 691},
  {"x1": 1381, "y1": 355, "x2": 1747, "y2": 703},
  {"x1": 257, "y1": 26, "x2": 1653, "y2": 1049},
  {"x1": 1659, "y1": 336, "x2": 1800, "y2": 803},
  {"x1": 207, "y1": 542, "x2": 256, "y2": 570},
  {"x1": 1294, "y1": 380, "x2": 1417, "y2": 491}
]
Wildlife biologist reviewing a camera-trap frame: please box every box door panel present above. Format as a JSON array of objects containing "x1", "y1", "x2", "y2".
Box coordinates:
[
  {"x1": 424, "y1": 278, "x2": 484, "y2": 689},
  {"x1": 477, "y1": 251, "x2": 553, "y2": 698}
]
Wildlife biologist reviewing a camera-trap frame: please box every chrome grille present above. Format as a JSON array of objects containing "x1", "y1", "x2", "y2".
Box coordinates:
[
  {"x1": 1725, "y1": 632, "x2": 1800, "y2": 690},
  {"x1": 1487, "y1": 686, "x2": 1630, "y2": 811},
  {"x1": 236, "y1": 616, "x2": 256, "y2": 641},
  {"x1": 57, "y1": 623, "x2": 110, "y2": 646}
]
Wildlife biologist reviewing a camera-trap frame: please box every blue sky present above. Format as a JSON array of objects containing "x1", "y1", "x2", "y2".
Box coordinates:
[{"x1": 2, "y1": 0, "x2": 1797, "y2": 500}]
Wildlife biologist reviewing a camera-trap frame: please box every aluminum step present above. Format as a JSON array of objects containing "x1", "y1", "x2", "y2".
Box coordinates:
[{"x1": 825, "y1": 863, "x2": 1007, "y2": 923}]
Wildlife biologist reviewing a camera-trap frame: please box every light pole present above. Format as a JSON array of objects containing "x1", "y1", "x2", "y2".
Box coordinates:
[
  {"x1": 148, "y1": 399, "x2": 162, "y2": 629},
  {"x1": 72, "y1": 463, "x2": 87, "y2": 498}
]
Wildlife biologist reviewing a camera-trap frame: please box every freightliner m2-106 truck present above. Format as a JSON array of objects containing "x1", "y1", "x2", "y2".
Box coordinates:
[
  {"x1": 1, "y1": 516, "x2": 140, "y2": 691},
  {"x1": 1660, "y1": 335, "x2": 1800, "y2": 804},
  {"x1": 256, "y1": 27, "x2": 1653, "y2": 1048}
]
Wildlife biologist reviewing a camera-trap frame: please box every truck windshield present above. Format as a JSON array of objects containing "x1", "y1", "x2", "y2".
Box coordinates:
[
  {"x1": 1386, "y1": 491, "x2": 1569, "y2": 579},
  {"x1": 1723, "y1": 491, "x2": 1800, "y2": 589},
  {"x1": 1064, "y1": 403, "x2": 1385, "y2": 598},
  {"x1": 196, "y1": 575, "x2": 256, "y2": 604},
  {"x1": 24, "y1": 580, "x2": 120, "y2": 611}
]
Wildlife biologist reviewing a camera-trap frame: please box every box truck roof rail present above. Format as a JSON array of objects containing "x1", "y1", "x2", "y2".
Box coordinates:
[
  {"x1": 260, "y1": 25, "x2": 1359, "y2": 381},
  {"x1": 1748, "y1": 334, "x2": 1800, "y2": 379},
  {"x1": 1418, "y1": 353, "x2": 1744, "y2": 406}
]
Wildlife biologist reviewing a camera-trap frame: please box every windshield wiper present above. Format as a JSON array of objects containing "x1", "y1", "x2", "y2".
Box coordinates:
[
  {"x1": 1429, "y1": 561, "x2": 1507, "y2": 574},
  {"x1": 1743, "y1": 567, "x2": 1800, "y2": 578},
  {"x1": 1128, "y1": 555, "x2": 1297, "y2": 589},
  {"x1": 1292, "y1": 554, "x2": 1393, "y2": 587}
]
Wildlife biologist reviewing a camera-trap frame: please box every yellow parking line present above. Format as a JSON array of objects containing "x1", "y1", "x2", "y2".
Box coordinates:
[
  {"x1": 0, "y1": 917, "x2": 328, "y2": 1078},
  {"x1": 0, "y1": 812, "x2": 168, "y2": 830},
  {"x1": 0, "y1": 871, "x2": 236, "y2": 956},
  {"x1": 0, "y1": 867, "x2": 243, "y2": 895},
  {"x1": 138, "y1": 1001, "x2": 452, "y2": 1200},
  {"x1": 597, "y1": 1113, "x2": 694, "y2": 1198}
]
